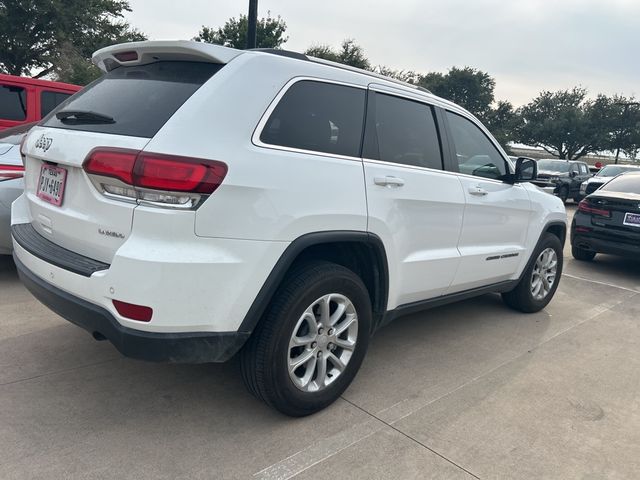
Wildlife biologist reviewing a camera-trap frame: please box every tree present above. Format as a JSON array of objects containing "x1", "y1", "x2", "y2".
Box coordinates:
[
  {"x1": 516, "y1": 88, "x2": 610, "y2": 160},
  {"x1": 484, "y1": 100, "x2": 520, "y2": 152},
  {"x1": 195, "y1": 13, "x2": 287, "y2": 49},
  {"x1": 599, "y1": 96, "x2": 640, "y2": 163},
  {"x1": 418, "y1": 67, "x2": 495, "y2": 120},
  {"x1": 305, "y1": 39, "x2": 370, "y2": 70},
  {"x1": 0, "y1": 0, "x2": 145, "y2": 82},
  {"x1": 373, "y1": 66, "x2": 420, "y2": 84}
]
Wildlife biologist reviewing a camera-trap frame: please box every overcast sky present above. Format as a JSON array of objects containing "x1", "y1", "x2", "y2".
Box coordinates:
[{"x1": 126, "y1": 0, "x2": 640, "y2": 106}]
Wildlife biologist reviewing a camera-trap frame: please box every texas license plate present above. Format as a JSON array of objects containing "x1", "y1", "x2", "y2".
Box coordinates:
[
  {"x1": 623, "y1": 212, "x2": 640, "y2": 227},
  {"x1": 37, "y1": 164, "x2": 67, "y2": 207}
]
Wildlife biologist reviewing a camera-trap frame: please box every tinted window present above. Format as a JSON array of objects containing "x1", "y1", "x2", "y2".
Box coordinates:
[
  {"x1": 41, "y1": 91, "x2": 73, "y2": 117},
  {"x1": 598, "y1": 165, "x2": 640, "y2": 176},
  {"x1": 446, "y1": 111, "x2": 507, "y2": 180},
  {"x1": 601, "y1": 174, "x2": 640, "y2": 195},
  {"x1": 43, "y1": 62, "x2": 222, "y2": 138},
  {"x1": 260, "y1": 80, "x2": 365, "y2": 157},
  {"x1": 0, "y1": 84, "x2": 27, "y2": 121},
  {"x1": 364, "y1": 93, "x2": 442, "y2": 169},
  {"x1": 537, "y1": 159, "x2": 570, "y2": 173}
]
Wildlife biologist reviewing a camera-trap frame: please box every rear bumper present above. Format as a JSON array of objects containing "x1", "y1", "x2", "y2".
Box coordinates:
[
  {"x1": 14, "y1": 254, "x2": 249, "y2": 363},
  {"x1": 571, "y1": 231, "x2": 640, "y2": 259},
  {"x1": 0, "y1": 178, "x2": 23, "y2": 254}
]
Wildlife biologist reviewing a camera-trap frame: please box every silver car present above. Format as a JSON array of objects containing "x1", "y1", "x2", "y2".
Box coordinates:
[
  {"x1": 579, "y1": 164, "x2": 640, "y2": 200},
  {"x1": 0, "y1": 123, "x2": 33, "y2": 254}
]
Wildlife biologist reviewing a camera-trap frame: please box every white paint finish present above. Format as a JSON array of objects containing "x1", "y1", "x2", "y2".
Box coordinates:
[
  {"x1": 364, "y1": 161, "x2": 465, "y2": 308},
  {"x1": 449, "y1": 178, "x2": 532, "y2": 292},
  {"x1": 12, "y1": 199, "x2": 288, "y2": 332},
  {"x1": 21, "y1": 126, "x2": 149, "y2": 263}
]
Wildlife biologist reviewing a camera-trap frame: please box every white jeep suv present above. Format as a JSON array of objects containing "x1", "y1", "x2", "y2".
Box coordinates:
[{"x1": 12, "y1": 41, "x2": 566, "y2": 416}]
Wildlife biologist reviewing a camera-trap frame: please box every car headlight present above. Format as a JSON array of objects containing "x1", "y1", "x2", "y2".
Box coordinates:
[{"x1": 549, "y1": 176, "x2": 560, "y2": 182}]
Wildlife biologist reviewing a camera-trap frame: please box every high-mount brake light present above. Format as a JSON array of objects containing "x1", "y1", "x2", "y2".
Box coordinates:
[
  {"x1": 0, "y1": 164, "x2": 25, "y2": 181},
  {"x1": 578, "y1": 199, "x2": 610, "y2": 218},
  {"x1": 82, "y1": 148, "x2": 227, "y2": 208},
  {"x1": 114, "y1": 51, "x2": 139, "y2": 62}
]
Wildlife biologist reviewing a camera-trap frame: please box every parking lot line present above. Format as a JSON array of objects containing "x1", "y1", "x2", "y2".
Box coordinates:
[{"x1": 563, "y1": 273, "x2": 640, "y2": 294}]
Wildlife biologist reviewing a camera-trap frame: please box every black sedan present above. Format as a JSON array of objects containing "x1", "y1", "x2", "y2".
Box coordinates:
[{"x1": 571, "y1": 172, "x2": 640, "y2": 261}]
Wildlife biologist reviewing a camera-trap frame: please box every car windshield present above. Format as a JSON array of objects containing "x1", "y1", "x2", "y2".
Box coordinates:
[
  {"x1": 537, "y1": 160, "x2": 570, "y2": 173},
  {"x1": 597, "y1": 165, "x2": 640, "y2": 177}
]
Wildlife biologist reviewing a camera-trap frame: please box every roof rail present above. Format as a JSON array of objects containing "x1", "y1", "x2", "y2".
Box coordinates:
[
  {"x1": 250, "y1": 48, "x2": 309, "y2": 61},
  {"x1": 250, "y1": 48, "x2": 431, "y2": 95}
]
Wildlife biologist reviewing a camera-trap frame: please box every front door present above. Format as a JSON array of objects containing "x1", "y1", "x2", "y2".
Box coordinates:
[{"x1": 443, "y1": 109, "x2": 532, "y2": 293}]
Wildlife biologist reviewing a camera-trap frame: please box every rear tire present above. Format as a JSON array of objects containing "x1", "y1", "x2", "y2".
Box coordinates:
[
  {"x1": 240, "y1": 261, "x2": 372, "y2": 417},
  {"x1": 572, "y1": 246, "x2": 596, "y2": 261},
  {"x1": 502, "y1": 233, "x2": 563, "y2": 313}
]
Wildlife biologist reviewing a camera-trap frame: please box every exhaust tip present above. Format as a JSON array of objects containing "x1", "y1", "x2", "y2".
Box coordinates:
[{"x1": 92, "y1": 331, "x2": 107, "y2": 341}]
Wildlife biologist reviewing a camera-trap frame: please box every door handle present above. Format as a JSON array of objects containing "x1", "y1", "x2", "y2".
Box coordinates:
[
  {"x1": 468, "y1": 186, "x2": 488, "y2": 196},
  {"x1": 374, "y1": 176, "x2": 405, "y2": 187}
]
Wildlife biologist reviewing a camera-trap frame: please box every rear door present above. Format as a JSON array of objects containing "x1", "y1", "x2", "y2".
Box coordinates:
[
  {"x1": 21, "y1": 61, "x2": 222, "y2": 263},
  {"x1": 442, "y1": 109, "x2": 531, "y2": 293},
  {"x1": 363, "y1": 87, "x2": 465, "y2": 307},
  {"x1": 0, "y1": 81, "x2": 29, "y2": 130}
]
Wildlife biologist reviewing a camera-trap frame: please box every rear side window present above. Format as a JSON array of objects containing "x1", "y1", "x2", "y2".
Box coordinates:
[
  {"x1": 579, "y1": 163, "x2": 589, "y2": 175},
  {"x1": 41, "y1": 91, "x2": 73, "y2": 117},
  {"x1": 601, "y1": 175, "x2": 640, "y2": 195},
  {"x1": 364, "y1": 93, "x2": 442, "y2": 169},
  {"x1": 43, "y1": 61, "x2": 222, "y2": 138},
  {"x1": 0, "y1": 84, "x2": 27, "y2": 121},
  {"x1": 446, "y1": 111, "x2": 507, "y2": 180},
  {"x1": 260, "y1": 80, "x2": 366, "y2": 158}
]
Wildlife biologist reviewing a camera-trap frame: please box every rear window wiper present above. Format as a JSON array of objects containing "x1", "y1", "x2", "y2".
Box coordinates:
[{"x1": 56, "y1": 110, "x2": 115, "y2": 124}]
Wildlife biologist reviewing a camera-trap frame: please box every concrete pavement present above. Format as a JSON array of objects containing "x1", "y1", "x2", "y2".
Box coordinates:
[{"x1": 1, "y1": 205, "x2": 639, "y2": 479}]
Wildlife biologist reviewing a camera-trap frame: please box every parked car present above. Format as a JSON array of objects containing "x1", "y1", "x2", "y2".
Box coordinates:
[
  {"x1": 0, "y1": 74, "x2": 81, "y2": 131},
  {"x1": 533, "y1": 159, "x2": 592, "y2": 203},
  {"x1": 571, "y1": 172, "x2": 640, "y2": 261},
  {"x1": 578, "y1": 164, "x2": 640, "y2": 200},
  {"x1": 12, "y1": 41, "x2": 567, "y2": 416},
  {"x1": 0, "y1": 123, "x2": 35, "y2": 254}
]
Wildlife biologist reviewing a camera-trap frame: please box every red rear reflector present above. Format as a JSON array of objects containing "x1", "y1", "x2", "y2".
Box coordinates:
[
  {"x1": 578, "y1": 199, "x2": 610, "y2": 218},
  {"x1": 113, "y1": 300, "x2": 153, "y2": 322},
  {"x1": 575, "y1": 226, "x2": 592, "y2": 233},
  {"x1": 0, "y1": 164, "x2": 25, "y2": 181},
  {"x1": 134, "y1": 154, "x2": 227, "y2": 194},
  {"x1": 83, "y1": 148, "x2": 138, "y2": 184},
  {"x1": 114, "y1": 51, "x2": 138, "y2": 62}
]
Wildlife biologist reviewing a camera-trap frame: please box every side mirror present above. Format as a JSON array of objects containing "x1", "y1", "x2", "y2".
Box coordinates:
[
  {"x1": 514, "y1": 157, "x2": 537, "y2": 183},
  {"x1": 570, "y1": 171, "x2": 577, "y2": 178}
]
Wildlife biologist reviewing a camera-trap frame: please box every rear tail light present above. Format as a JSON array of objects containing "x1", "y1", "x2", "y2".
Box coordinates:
[
  {"x1": 83, "y1": 148, "x2": 227, "y2": 208},
  {"x1": 578, "y1": 199, "x2": 610, "y2": 218},
  {"x1": 0, "y1": 164, "x2": 24, "y2": 182},
  {"x1": 113, "y1": 299, "x2": 153, "y2": 322}
]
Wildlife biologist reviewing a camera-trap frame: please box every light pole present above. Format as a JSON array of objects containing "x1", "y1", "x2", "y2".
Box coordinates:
[
  {"x1": 247, "y1": 0, "x2": 258, "y2": 49},
  {"x1": 613, "y1": 101, "x2": 640, "y2": 164}
]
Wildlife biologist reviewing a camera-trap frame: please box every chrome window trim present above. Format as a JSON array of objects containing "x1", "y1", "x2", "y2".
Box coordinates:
[{"x1": 251, "y1": 76, "x2": 366, "y2": 162}]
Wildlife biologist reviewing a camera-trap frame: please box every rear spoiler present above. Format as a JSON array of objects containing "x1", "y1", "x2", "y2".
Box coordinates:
[{"x1": 92, "y1": 40, "x2": 243, "y2": 72}]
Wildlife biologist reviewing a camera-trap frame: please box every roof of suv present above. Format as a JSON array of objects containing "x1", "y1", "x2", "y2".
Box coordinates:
[{"x1": 92, "y1": 40, "x2": 461, "y2": 114}]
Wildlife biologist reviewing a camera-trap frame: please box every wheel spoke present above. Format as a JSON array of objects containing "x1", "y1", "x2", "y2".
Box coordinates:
[
  {"x1": 333, "y1": 337, "x2": 356, "y2": 351},
  {"x1": 319, "y1": 295, "x2": 331, "y2": 325},
  {"x1": 327, "y1": 352, "x2": 346, "y2": 372},
  {"x1": 289, "y1": 349, "x2": 315, "y2": 372},
  {"x1": 334, "y1": 314, "x2": 356, "y2": 337},
  {"x1": 329, "y1": 302, "x2": 347, "y2": 326},
  {"x1": 315, "y1": 355, "x2": 328, "y2": 388}
]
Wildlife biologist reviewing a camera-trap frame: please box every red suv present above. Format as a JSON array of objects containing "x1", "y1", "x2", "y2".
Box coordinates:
[{"x1": 0, "y1": 74, "x2": 82, "y2": 131}]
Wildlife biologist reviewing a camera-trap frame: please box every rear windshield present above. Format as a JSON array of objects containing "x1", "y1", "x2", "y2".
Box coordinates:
[
  {"x1": 43, "y1": 61, "x2": 222, "y2": 138},
  {"x1": 0, "y1": 84, "x2": 27, "y2": 121},
  {"x1": 597, "y1": 165, "x2": 640, "y2": 177},
  {"x1": 601, "y1": 174, "x2": 640, "y2": 195}
]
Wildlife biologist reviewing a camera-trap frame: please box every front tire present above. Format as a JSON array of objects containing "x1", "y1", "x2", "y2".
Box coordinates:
[
  {"x1": 241, "y1": 261, "x2": 372, "y2": 416},
  {"x1": 502, "y1": 233, "x2": 563, "y2": 313},
  {"x1": 557, "y1": 186, "x2": 569, "y2": 203}
]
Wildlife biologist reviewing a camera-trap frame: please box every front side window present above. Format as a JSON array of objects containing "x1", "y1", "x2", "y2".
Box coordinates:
[
  {"x1": 364, "y1": 93, "x2": 442, "y2": 169},
  {"x1": 446, "y1": 111, "x2": 507, "y2": 180},
  {"x1": 260, "y1": 80, "x2": 366, "y2": 158},
  {"x1": 41, "y1": 91, "x2": 73, "y2": 117},
  {"x1": 0, "y1": 84, "x2": 27, "y2": 121}
]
